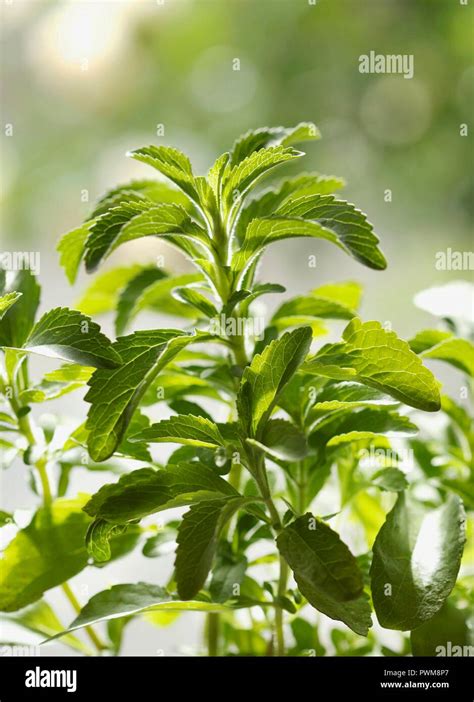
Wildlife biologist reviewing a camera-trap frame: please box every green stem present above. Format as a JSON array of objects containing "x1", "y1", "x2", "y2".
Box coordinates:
[
  {"x1": 61, "y1": 582, "x2": 105, "y2": 653},
  {"x1": 36, "y1": 456, "x2": 52, "y2": 507},
  {"x1": 207, "y1": 612, "x2": 220, "y2": 657}
]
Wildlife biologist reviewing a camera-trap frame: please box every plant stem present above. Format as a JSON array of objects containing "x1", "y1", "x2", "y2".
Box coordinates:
[
  {"x1": 207, "y1": 612, "x2": 220, "y2": 656},
  {"x1": 61, "y1": 582, "x2": 105, "y2": 653},
  {"x1": 36, "y1": 456, "x2": 52, "y2": 507}
]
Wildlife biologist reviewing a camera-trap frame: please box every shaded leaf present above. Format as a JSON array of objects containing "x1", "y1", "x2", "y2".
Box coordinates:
[
  {"x1": 370, "y1": 493, "x2": 466, "y2": 630},
  {"x1": 277, "y1": 513, "x2": 372, "y2": 636}
]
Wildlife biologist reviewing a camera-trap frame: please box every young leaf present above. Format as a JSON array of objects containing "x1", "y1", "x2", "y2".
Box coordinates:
[
  {"x1": 234, "y1": 173, "x2": 346, "y2": 243},
  {"x1": 85, "y1": 330, "x2": 213, "y2": 461},
  {"x1": 85, "y1": 519, "x2": 129, "y2": 563},
  {"x1": 172, "y1": 286, "x2": 217, "y2": 318},
  {"x1": 48, "y1": 582, "x2": 232, "y2": 640},
  {"x1": 223, "y1": 146, "x2": 303, "y2": 210},
  {"x1": 74, "y1": 265, "x2": 143, "y2": 315},
  {"x1": 24, "y1": 308, "x2": 121, "y2": 369},
  {"x1": 117, "y1": 271, "x2": 204, "y2": 333},
  {"x1": 224, "y1": 283, "x2": 285, "y2": 316},
  {"x1": 0, "y1": 292, "x2": 22, "y2": 320},
  {"x1": 132, "y1": 414, "x2": 225, "y2": 449},
  {"x1": 127, "y1": 145, "x2": 200, "y2": 203},
  {"x1": 57, "y1": 223, "x2": 93, "y2": 284},
  {"x1": 370, "y1": 493, "x2": 466, "y2": 630},
  {"x1": 175, "y1": 497, "x2": 246, "y2": 600},
  {"x1": 277, "y1": 513, "x2": 372, "y2": 636},
  {"x1": 0, "y1": 497, "x2": 91, "y2": 612},
  {"x1": 89, "y1": 179, "x2": 190, "y2": 218},
  {"x1": 115, "y1": 268, "x2": 167, "y2": 334},
  {"x1": 229, "y1": 122, "x2": 320, "y2": 166},
  {"x1": 410, "y1": 330, "x2": 474, "y2": 377},
  {"x1": 232, "y1": 198, "x2": 386, "y2": 285},
  {"x1": 0, "y1": 270, "x2": 40, "y2": 348},
  {"x1": 304, "y1": 319, "x2": 441, "y2": 412},
  {"x1": 19, "y1": 364, "x2": 93, "y2": 403},
  {"x1": 84, "y1": 464, "x2": 238, "y2": 524},
  {"x1": 237, "y1": 326, "x2": 312, "y2": 438}
]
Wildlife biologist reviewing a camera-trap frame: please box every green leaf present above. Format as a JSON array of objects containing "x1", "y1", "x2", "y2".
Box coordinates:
[
  {"x1": 247, "y1": 419, "x2": 308, "y2": 462},
  {"x1": 309, "y1": 407, "x2": 418, "y2": 449},
  {"x1": 84, "y1": 201, "x2": 207, "y2": 272},
  {"x1": 84, "y1": 202, "x2": 151, "y2": 272},
  {"x1": 210, "y1": 555, "x2": 248, "y2": 603},
  {"x1": 112, "y1": 204, "x2": 208, "y2": 254},
  {"x1": 232, "y1": 198, "x2": 386, "y2": 284},
  {"x1": 113, "y1": 268, "x2": 165, "y2": 333},
  {"x1": 134, "y1": 272, "x2": 204, "y2": 318},
  {"x1": 224, "y1": 283, "x2": 286, "y2": 316},
  {"x1": 128, "y1": 145, "x2": 199, "y2": 203},
  {"x1": 207, "y1": 152, "x2": 230, "y2": 197},
  {"x1": 74, "y1": 265, "x2": 141, "y2": 316},
  {"x1": 172, "y1": 286, "x2": 217, "y2": 318},
  {"x1": 19, "y1": 364, "x2": 93, "y2": 403},
  {"x1": 410, "y1": 330, "x2": 474, "y2": 377},
  {"x1": 24, "y1": 307, "x2": 121, "y2": 369},
  {"x1": 175, "y1": 497, "x2": 246, "y2": 600},
  {"x1": 229, "y1": 122, "x2": 320, "y2": 166},
  {"x1": 371, "y1": 468, "x2": 408, "y2": 492},
  {"x1": 223, "y1": 146, "x2": 303, "y2": 210},
  {"x1": 132, "y1": 414, "x2": 225, "y2": 449},
  {"x1": 85, "y1": 519, "x2": 129, "y2": 563},
  {"x1": 370, "y1": 493, "x2": 466, "y2": 630},
  {"x1": 90, "y1": 179, "x2": 190, "y2": 218},
  {"x1": 48, "y1": 582, "x2": 232, "y2": 640},
  {"x1": 234, "y1": 173, "x2": 346, "y2": 243},
  {"x1": 237, "y1": 326, "x2": 312, "y2": 438},
  {"x1": 0, "y1": 496, "x2": 91, "y2": 612},
  {"x1": 0, "y1": 270, "x2": 40, "y2": 348},
  {"x1": 57, "y1": 222, "x2": 92, "y2": 284},
  {"x1": 308, "y1": 380, "x2": 397, "y2": 414},
  {"x1": 277, "y1": 513, "x2": 372, "y2": 636},
  {"x1": 85, "y1": 329, "x2": 212, "y2": 461},
  {"x1": 410, "y1": 599, "x2": 474, "y2": 656},
  {"x1": 84, "y1": 464, "x2": 238, "y2": 524},
  {"x1": 304, "y1": 319, "x2": 441, "y2": 412},
  {"x1": 0, "y1": 292, "x2": 22, "y2": 320},
  {"x1": 4, "y1": 600, "x2": 93, "y2": 655}
]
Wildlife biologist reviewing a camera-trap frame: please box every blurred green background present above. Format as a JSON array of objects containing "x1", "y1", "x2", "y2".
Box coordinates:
[{"x1": 1, "y1": 0, "x2": 472, "y2": 338}]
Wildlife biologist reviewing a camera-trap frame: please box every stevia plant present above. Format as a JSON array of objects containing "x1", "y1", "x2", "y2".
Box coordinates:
[{"x1": 0, "y1": 123, "x2": 471, "y2": 656}]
